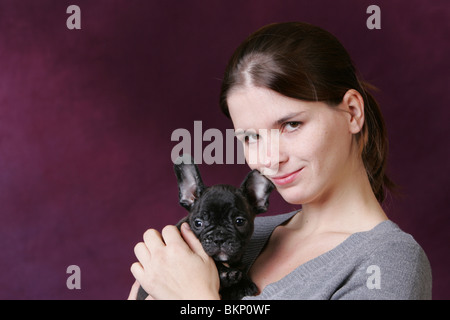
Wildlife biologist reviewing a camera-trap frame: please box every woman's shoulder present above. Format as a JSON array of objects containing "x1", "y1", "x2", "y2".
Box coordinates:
[
  {"x1": 340, "y1": 220, "x2": 433, "y2": 299},
  {"x1": 251, "y1": 211, "x2": 298, "y2": 243},
  {"x1": 361, "y1": 220, "x2": 429, "y2": 257},
  {"x1": 349, "y1": 220, "x2": 431, "y2": 276},
  {"x1": 241, "y1": 211, "x2": 298, "y2": 271},
  {"x1": 254, "y1": 211, "x2": 298, "y2": 233}
]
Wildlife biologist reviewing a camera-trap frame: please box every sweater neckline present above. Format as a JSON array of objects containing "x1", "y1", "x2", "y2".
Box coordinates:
[{"x1": 248, "y1": 212, "x2": 396, "y2": 297}]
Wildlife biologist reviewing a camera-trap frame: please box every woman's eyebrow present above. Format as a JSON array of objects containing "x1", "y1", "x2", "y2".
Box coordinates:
[
  {"x1": 274, "y1": 111, "x2": 306, "y2": 126},
  {"x1": 234, "y1": 129, "x2": 255, "y2": 137},
  {"x1": 234, "y1": 129, "x2": 244, "y2": 137},
  {"x1": 234, "y1": 112, "x2": 306, "y2": 136}
]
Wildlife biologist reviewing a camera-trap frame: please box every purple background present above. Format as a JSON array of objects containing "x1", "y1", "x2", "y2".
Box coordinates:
[{"x1": 0, "y1": 0, "x2": 448, "y2": 299}]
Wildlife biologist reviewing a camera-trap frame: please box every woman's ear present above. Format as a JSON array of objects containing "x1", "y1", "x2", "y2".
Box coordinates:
[{"x1": 341, "y1": 89, "x2": 365, "y2": 134}]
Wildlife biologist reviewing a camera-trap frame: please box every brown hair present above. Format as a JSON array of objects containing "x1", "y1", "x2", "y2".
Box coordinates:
[{"x1": 220, "y1": 22, "x2": 394, "y2": 203}]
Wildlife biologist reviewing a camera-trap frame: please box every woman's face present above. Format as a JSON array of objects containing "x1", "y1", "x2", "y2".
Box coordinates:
[{"x1": 227, "y1": 86, "x2": 355, "y2": 205}]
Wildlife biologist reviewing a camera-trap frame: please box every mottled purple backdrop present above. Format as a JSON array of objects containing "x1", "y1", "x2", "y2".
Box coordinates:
[{"x1": 0, "y1": 0, "x2": 448, "y2": 299}]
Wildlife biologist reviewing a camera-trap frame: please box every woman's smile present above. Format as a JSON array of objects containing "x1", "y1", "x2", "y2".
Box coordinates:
[{"x1": 269, "y1": 168, "x2": 304, "y2": 186}]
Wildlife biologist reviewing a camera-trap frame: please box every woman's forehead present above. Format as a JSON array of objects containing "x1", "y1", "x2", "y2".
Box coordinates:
[{"x1": 227, "y1": 86, "x2": 325, "y2": 129}]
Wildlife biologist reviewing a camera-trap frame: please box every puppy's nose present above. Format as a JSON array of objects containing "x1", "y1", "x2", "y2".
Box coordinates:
[{"x1": 213, "y1": 238, "x2": 225, "y2": 246}]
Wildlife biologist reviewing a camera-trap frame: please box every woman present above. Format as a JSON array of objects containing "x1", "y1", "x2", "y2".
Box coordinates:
[{"x1": 129, "y1": 22, "x2": 432, "y2": 299}]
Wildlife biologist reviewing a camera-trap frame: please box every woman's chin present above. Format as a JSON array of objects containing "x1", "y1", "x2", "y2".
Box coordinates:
[{"x1": 277, "y1": 187, "x2": 309, "y2": 205}]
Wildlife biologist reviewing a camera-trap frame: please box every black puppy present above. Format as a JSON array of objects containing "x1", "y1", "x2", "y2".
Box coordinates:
[{"x1": 137, "y1": 155, "x2": 274, "y2": 300}]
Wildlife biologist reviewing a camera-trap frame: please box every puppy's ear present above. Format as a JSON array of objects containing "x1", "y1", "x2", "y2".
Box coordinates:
[
  {"x1": 240, "y1": 170, "x2": 275, "y2": 214},
  {"x1": 173, "y1": 154, "x2": 205, "y2": 210}
]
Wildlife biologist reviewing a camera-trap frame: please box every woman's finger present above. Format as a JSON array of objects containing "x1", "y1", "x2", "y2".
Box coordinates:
[
  {"x1": 127, "y1": 280, "x2": 140, "y2": 300},
  {"x1": 143, "y1": 228, "x2": 165, "y2": 252},
  {"x1": 134, "y1": 242, "x2": 151, "y2": 268},
  {"x1": 161, "y1": 225, "x2": 187, "y2": 247},
  {"x1": 180, "y1": 223, "x2": 208, "y2": 260},
  {"x1": 130, "y1": 261, "x2": 145, "y2": 283}
]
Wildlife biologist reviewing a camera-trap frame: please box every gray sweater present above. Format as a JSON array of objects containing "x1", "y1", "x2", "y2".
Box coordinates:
[{"x1": 242, "y1": 212, "x2": 432, "y2": 300}]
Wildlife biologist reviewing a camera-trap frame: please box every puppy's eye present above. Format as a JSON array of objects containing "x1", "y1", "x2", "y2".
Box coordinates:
[
  {"x1": 193, "y1": 219, "x2": 203, "y2": 228},
  {"x1": 235, "y1": 217, "x2": 246, "y2": 227}
]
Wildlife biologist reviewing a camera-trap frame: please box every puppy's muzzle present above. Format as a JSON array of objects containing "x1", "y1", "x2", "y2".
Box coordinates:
[{"x1": 202, "y1": 231, "x2": 242, "y2": 262}]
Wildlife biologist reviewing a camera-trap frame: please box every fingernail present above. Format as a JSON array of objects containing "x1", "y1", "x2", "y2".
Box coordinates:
[{"x1": 182, "y1": 222, "x2": 190, "y2": 230}]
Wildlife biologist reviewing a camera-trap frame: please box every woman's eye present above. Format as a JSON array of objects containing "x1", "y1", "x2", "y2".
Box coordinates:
[
  {"x1": 284, "y1": 122, "x2": 301, "y2": 132},
  {"x1": 244, "y1": 133, "x2": 259, "y2": 144}
]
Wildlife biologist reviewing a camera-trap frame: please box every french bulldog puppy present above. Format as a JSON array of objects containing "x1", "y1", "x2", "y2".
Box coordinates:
[{"x1": 137, "y1": 155, "x2": 274, "y2": 300}]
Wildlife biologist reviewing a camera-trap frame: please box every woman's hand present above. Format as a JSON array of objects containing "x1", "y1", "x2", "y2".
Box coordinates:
[{"x1": 130, "y1": 223, "x2": 220, "y2": 300}]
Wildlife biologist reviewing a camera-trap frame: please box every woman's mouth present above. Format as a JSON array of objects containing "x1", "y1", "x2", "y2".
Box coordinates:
[{"x1": 270, "y1": 168, "x2": 303, "y2": 186}]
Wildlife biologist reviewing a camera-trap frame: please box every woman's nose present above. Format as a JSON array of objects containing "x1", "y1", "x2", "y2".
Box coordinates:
[{"x1": 259, "y1": 129, "x2": 283, "y2": 175}]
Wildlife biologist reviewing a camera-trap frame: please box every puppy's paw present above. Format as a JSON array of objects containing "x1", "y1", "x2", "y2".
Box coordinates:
[
  {"x1": 242, "y1": 281, "x2": 259, "y2": 297},
  {"x1": 220, "y1": 269, "x2": 243, "y2": 287},
  {"x1": 220, "y1": 279, "x2": 259, "y2": 300}
]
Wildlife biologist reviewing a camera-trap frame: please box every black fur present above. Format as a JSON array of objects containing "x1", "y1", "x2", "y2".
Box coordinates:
[{"x1": 137, "y1": 154, "x2": 274, "y2": 300}]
